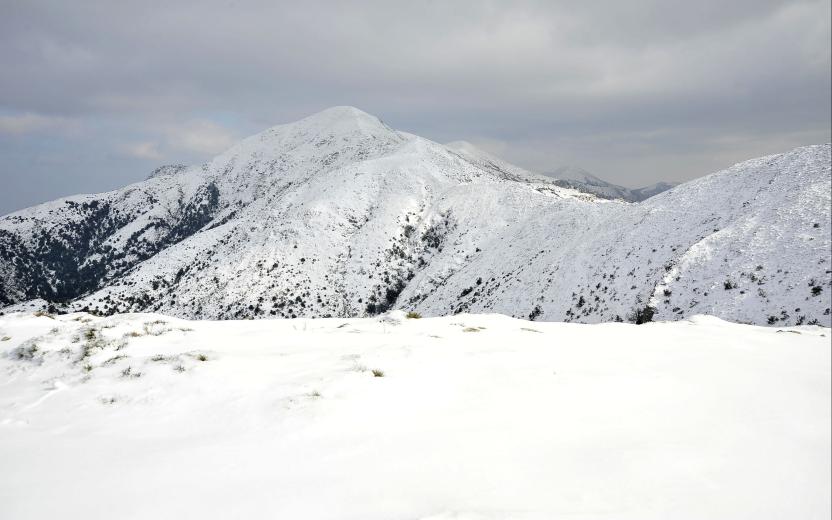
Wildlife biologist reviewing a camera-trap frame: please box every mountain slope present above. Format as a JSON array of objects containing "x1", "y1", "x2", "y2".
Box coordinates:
[
  {"x1": 412, "y1": 145, "x2": 831, "y2": 326},
  {"x1": 0, "y1": 108, "x2": 829, "y2": 326},
  {"x1": 544, "y1": 165, "x2": 680, "y2": 201}
]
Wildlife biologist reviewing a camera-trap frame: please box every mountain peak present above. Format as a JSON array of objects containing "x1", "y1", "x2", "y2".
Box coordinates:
[
  {"x1": 236, "y1": 105, "x2": 398, "y2": 150},
  {"x1": 208, "y1": 106, "x2": 402, "y2": 177},
  {"x1": 312, "y1": 105, "x2": 373, "y2": 118},
  {"x1": 147, "y1": 164, "x2": 187, "y2": 180},
  {"x1": 289, "y1": 105, "x2": 388, "y2": 134}
]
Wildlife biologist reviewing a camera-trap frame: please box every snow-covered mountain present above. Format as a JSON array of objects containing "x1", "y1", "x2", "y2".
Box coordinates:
[
  {"x1": 1, "y1": 107, "x2": 829, "y2": 326},
  {"x1": 544, "y1": 165, "x2": 680, "y2": 201},
  {"x1": 632, "y1": 180, "x2": 680, "y2": 200}
]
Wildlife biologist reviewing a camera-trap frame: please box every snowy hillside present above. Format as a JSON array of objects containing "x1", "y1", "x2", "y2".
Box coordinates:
[
  {"x1": 411, "y1": 145, "x2": 832, "y2": 326},
  {"x1": 544, "y1": 165, "x2": 680, "y2": 201},
  {"x1": 1, "y1": 311, "x2": 829, "y2": 519},
  {"x1": 0, "y1": 107, "x2": 829, "y2": 326}
]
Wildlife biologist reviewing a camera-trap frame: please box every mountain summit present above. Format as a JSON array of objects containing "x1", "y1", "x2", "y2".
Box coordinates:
[{"x1": 1, "y1": 108, "x2": 829, "y2": 326}]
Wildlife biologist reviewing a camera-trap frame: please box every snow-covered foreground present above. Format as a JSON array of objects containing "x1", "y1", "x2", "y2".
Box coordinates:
[{"x1": 1, "y1": 312, "x2": 829, "y2": 519}]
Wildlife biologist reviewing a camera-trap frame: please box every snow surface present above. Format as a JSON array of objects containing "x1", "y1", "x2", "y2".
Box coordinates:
[{"x1": 1, "y1": 311, "x2": 829, "y2": 519}]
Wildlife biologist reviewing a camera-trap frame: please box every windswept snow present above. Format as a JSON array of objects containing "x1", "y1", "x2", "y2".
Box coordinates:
[{"x1": 0, "y1": 311, "x2": 829, "y2": 519}]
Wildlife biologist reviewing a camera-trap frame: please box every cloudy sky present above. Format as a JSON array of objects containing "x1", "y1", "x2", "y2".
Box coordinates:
[{"x1": 1, "y1": 0, "x2": 829, "y2": 215}]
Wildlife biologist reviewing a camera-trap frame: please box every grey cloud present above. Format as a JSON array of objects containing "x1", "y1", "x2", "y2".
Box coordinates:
[
  {"x1": 0, "y1": 113, "x2": 71, "y2": 135},
  {"x1": 0, "y1": 0, "x2": 829, "y2": 214},
  {"x1": 120, "y1": 141, "x2": 163, "y2": 161}
]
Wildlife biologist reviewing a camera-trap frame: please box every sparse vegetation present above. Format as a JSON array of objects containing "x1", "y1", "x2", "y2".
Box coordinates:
[
  {"x1": 79, "y1": 334, "x2": 107, "y2": 361},
  {"x1": 143, "y1": 321, "x2": 170, "y2": 336},
  {"x1": 13, "y1": 344, "x2": 40, "y2": 361},
  {"x1": 121, "y1": 366, "x2": 141, "y2": 378},
  {"x1": 628, "y1": 306, "x2": 655, "y2": 325},
  {"x1": 406, "y1": 311, "x2": 422, "y2": 319},
  {"x1": 528, "y1": 306, "x2": 542, "y2": 321},
  {"x1": 371, "y1": 369, "x2": 385, "y2": 377},
  {"x1": 103, "y1": 355, "x2": 127, "y2": 366}
]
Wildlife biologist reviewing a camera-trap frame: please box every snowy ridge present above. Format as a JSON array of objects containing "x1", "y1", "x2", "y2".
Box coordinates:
[
  {"x1": 444, "y1": 140, "x2": 556, "y2": 185},
  {"x1": 0, "y1": 107, "x2": 829, "y2": 326}
]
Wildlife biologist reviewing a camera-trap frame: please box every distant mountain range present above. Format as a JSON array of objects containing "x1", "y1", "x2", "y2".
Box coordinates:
[
  {"x1": 544, "y1": 165, "x2": 680, "y2": 202},
  {"x1": 1, "y1": 107, "x2": 829, "y2": 325}
]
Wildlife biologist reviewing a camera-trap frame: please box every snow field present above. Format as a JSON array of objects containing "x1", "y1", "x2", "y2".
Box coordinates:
[{"x1": 1, "y1": 311, "x2": 829, "y2": 519}]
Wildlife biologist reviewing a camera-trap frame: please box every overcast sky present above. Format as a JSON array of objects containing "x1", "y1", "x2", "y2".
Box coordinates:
[{"x1": 1, "y1": 0, "x2": 829, "y2": 215}]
